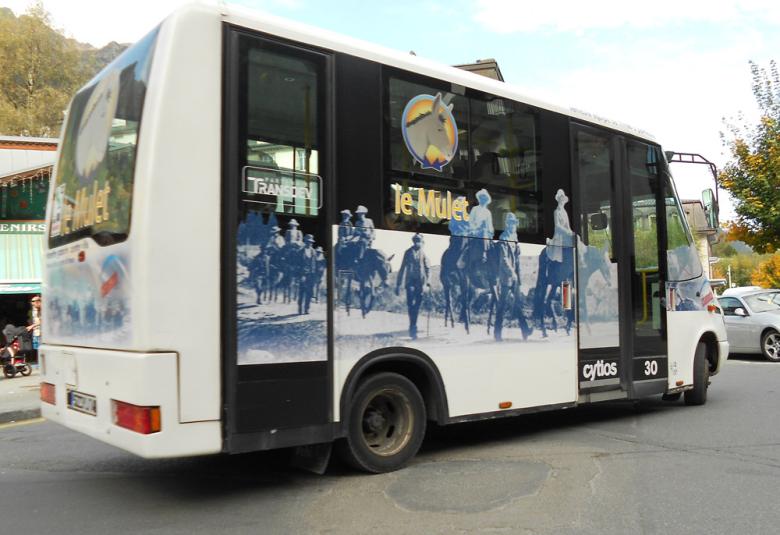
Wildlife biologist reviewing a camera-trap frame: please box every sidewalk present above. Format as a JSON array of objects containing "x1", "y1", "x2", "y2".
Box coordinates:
[{"x1": 0, "y1": 368, "x2": 41, "y2": 424}]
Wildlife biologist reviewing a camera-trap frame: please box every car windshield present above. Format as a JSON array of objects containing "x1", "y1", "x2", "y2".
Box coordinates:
[{"x1": 744, "y1": 291, "x2": 780, "y2": 313}]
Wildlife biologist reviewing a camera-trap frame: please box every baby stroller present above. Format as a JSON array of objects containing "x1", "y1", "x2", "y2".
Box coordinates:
[{"x1": 1, "y1": 325, "x2": 32, "y2": 379}]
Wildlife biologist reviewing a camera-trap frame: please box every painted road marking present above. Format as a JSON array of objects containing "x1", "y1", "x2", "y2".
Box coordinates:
[{"x1": 0, "y1": 417, "x2": 45, "y2": 430}]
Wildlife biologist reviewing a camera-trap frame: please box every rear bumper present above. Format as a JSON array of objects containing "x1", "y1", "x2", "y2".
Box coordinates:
[{"x1": 39, "y1": 344, "x2": 221, "y2": 458}]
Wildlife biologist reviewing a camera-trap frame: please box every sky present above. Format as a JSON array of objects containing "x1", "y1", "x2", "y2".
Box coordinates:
[{"x1": 5, "y1": 0, "x2": 780, "y2": 220}]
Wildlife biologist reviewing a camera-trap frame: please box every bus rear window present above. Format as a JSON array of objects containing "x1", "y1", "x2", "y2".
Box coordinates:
[{"x1": 49, "y1": 27, "x2": 159, "y2": 248}]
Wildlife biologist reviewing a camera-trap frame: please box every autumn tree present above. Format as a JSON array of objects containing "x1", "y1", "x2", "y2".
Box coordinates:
[
  {"x1": 720, "y1": 60, "x2": 780, "y2": 253},
  {"x1": 0, "y1": 2, "x2": 86, "y2": 137},
  {"x1": 751, "y1": 254, "x2": 780, "y2": 288}
]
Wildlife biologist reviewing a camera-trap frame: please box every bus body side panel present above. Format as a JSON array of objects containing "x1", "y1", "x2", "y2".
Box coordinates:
[
  {"x1": 332, "y1": 227, "x2": 578, "y2": 420},
  {"x1": 666, "y1": 275, "x2": 729, "y2": 387},
  {"x1": 40, "y1": 345, "x2": 221, "y2": 457},
  {"x1": 132, "y1": 5, "x2": 223, "y2": 423}
]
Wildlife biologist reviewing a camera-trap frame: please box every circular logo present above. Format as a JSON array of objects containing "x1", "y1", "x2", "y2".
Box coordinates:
[{"x1": 401, "y1": 93, "x2": 458, "y2": 172}]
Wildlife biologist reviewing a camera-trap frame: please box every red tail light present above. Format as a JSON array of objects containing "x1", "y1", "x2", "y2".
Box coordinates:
[
  {"x1": 111, "y1": 400, "x2": 161, "y2": 434},
  {"x1": 40, "y1": 382, "x2": 56, "y2": 405}
]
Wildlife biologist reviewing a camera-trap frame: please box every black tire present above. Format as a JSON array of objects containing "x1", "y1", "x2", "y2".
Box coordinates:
[
  {"x1": 3, "y1": 364, "x2": 16, "y2": 379},
  {"x1": 20, "y1": 365, "x2": 32, "y2": 376},
  {"x1": 338, "y1": 372, "x2": 426, "y2": 473},
  {"x1": 662, "y1": 392, "x2": 682, "y2": 401},
  {"x1": 761, "y1": 329, "x2": 780, "y2": 362},
  {"x1": 684, "y1": 342, "x2": 709, "y2": 406}
]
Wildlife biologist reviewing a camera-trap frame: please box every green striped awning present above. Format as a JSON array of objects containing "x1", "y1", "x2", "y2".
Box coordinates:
[{"x1": 0, "y1": 229, "x2": 44, "y2": 294}]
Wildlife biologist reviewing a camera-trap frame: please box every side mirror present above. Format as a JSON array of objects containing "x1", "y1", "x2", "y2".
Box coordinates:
[
  {"x1": 590, "y1": 212, "x2": 609, "y2": 231},
  {"x1": 734, "y1": 307, "x2": 747, "y2": 317},
  {"x1": 702, "y1": 188, "x2": 719, "y2": 229}
]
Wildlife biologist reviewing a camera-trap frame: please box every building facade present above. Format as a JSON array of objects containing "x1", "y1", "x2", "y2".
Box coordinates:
[{"x1": 0, "y1": 136, "x2": 55, "y2": 332}]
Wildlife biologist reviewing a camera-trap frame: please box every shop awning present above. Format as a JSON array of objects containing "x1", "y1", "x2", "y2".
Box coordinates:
[
  {"x1": 0, "y1": 228, "x2": 44, "y2": 294},
  {"x1": 0, "y1": 282, "x2": 41, "y2": 294}
]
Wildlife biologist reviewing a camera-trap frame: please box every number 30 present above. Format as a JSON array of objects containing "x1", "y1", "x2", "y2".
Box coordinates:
[{"x1": 644, "y1": 360, "x2": 658, "y2": 376}]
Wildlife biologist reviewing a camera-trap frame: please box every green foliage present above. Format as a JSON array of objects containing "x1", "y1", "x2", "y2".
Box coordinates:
[
  {"x1": 720, "y1": 60, "x2": 780, "y2": 253},
  {"x1": 0, "y1": 2, "x2": 126, "y2": 137},
  {"x1": 712, "y1": 252, "x2": 769, "y2": 287},
  {"x1": 712, "y1": 240, "x2": 738, "y2": 258}
]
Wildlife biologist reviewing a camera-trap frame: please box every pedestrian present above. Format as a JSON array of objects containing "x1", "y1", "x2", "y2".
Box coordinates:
[
  {"x1": 27, "y1": 295, "x2": 41, "y2": 365},
  {"x1": 298, "y1": 234, "x2": 317, "y2": 315},
  {"x1": 396, "y1": 233, "x2": 430, "y2": 340}
]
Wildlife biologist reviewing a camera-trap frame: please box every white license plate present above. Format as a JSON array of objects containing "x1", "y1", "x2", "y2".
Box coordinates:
[{"x1": 67, "y1": 390, "x2": 97, "y2": 416}]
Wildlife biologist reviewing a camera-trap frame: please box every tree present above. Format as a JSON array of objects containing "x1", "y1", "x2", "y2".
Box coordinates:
[
  {"x1": 712, "y1": 252, "x2": 768, "y2": 287},
  {"x1": 752, "y1": 254, "x2": 780, "y2": 288},
  {"x1": 712, "y1": 240, "x2": 737, "y2": 258},
  {"x1": 0, "y1": 2, "x2": 86, "y2": 137},
  {"x1": 720, "y1": 60, "x2": 780, "y2": 253}
]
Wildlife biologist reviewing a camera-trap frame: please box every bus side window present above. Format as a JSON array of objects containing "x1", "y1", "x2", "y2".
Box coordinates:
[{"x1": 383, "y1": 72, "x2": 543, "y2": 242}]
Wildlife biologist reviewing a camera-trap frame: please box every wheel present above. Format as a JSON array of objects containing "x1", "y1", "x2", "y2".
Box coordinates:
[
  {"x1": 20, "y1": 365, "x2": 32, "y2": 376},
  {"x1": 684, "y1": 342, "x2": 709, "y2": 406},
  {"x1": 3, "y1": 364, "x2": 16, "y2": 379},
  {"x1": 338, "y1": 372, "x2": 426, "y2": 473},
  {"x1": 761, "y1": 329, "x2": 780, "y2": 362},
  {"x1": 662, "y1": 392, "x2": 682, "y2": 401}
]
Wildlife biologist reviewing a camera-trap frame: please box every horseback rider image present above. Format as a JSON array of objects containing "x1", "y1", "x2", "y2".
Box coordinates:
[
  {"x1": 298, "y1": 234, "x2": 318, "y2": 315},
  {"x1": 546, "y1": 189, "x2": 574, "y2": 262},
  {"x1": 534, "y1": 188, "x2": 575, "y2": 337},
  {"x1": 468, "y1": 188, "x2": 494, "y2": 262},
  {"x1": 265, "y1": 225, "x2": 285, "y2": 252},
  {"x1": 285, "y1": 218, "x2": 304, "y2": 249},
  {"x1": 396, "y1": 233, "x2": 430, "y2": 340},
  {"x1": 338, "y1": 209, "x2": 354, "y2": 247},
  {"x1": 352, "y1": 205, "x2": 375, "y2": 260},
  {"x1": 448, "y1": 195, "x2": 470, "y2": 241}
]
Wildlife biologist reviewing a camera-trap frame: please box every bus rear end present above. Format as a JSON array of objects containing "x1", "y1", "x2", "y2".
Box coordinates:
[{"x1": 40, "y1": 5, "x2": 223, "y2": 458}]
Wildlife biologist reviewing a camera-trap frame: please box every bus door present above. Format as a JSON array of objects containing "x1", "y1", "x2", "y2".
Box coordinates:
[
  {"x1": 572, "y1": 126, "x2": 668, "y2": 400},
  {"x1": 223, "y1": 28, "x2": 334, "y2": 450}
]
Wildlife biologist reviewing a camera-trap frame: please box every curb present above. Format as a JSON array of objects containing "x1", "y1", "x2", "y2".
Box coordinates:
[{"x1": 0, "y1": 408, "x2": 42, "y2": 425}]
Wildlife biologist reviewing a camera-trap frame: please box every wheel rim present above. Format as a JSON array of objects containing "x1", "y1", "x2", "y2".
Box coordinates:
[
  {"x1": 360, "y1": 388, "x2": 414, "y2": 457},
  {"x1": 764, "y1": 333, "x2": 780, "y2": 359}
]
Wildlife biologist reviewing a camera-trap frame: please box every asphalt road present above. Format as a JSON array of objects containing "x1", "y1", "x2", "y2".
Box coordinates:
[{"x1": 1, "y1": 356, "x2": 779, "y2": 535}]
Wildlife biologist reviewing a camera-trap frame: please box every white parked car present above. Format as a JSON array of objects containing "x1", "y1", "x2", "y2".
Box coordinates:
[{"x1": 719, "y1": 287, "x2": 780, "y2": 361}]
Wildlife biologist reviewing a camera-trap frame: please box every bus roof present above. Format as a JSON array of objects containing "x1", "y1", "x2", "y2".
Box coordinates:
[{"x1": 206, "y1": 1, "x2": 657, "y2": 142}]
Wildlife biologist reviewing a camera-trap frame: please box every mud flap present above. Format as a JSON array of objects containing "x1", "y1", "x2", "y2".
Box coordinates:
[{"x1": 290, "y1": 442, "x2": 333, "y2": 475}]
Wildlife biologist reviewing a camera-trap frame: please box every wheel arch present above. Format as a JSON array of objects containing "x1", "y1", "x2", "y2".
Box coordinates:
[
  {"x1": 338, "y1": 347, "x2": 449, "y2": 436},
  {"x1": 697, "y1": 330, "x2": 719, "y2": 372},
  {"x1": 760, "y1": 326, "x2": 779, "y2": 343}
]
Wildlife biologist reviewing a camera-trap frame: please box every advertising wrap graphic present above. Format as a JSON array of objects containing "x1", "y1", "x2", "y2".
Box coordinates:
[
  {"x1": 329, "y1": 194, "x2": 577, "y2": 369},
  {"x1": 235, "y1": 190, "x2": 591, "y2": 368},
  {"x1": 237, "y1": 212, "x2": 328, "y2": 364},
  {"x1": 44, "y1": 242, "x2": 131, "y2": 345}
]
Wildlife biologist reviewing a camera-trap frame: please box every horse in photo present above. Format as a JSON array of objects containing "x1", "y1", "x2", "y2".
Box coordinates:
[
  {"x1": 404, "y1": 93, "x2": 456, "y2": 168},
  {"x1": 336, "y1": 240, "x2": 393, "y2": 318}
]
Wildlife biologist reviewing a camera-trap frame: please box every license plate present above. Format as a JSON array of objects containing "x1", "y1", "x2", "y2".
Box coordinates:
[{"x1": 67, "y1": 390, "x2": 97, "y2": 416}]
